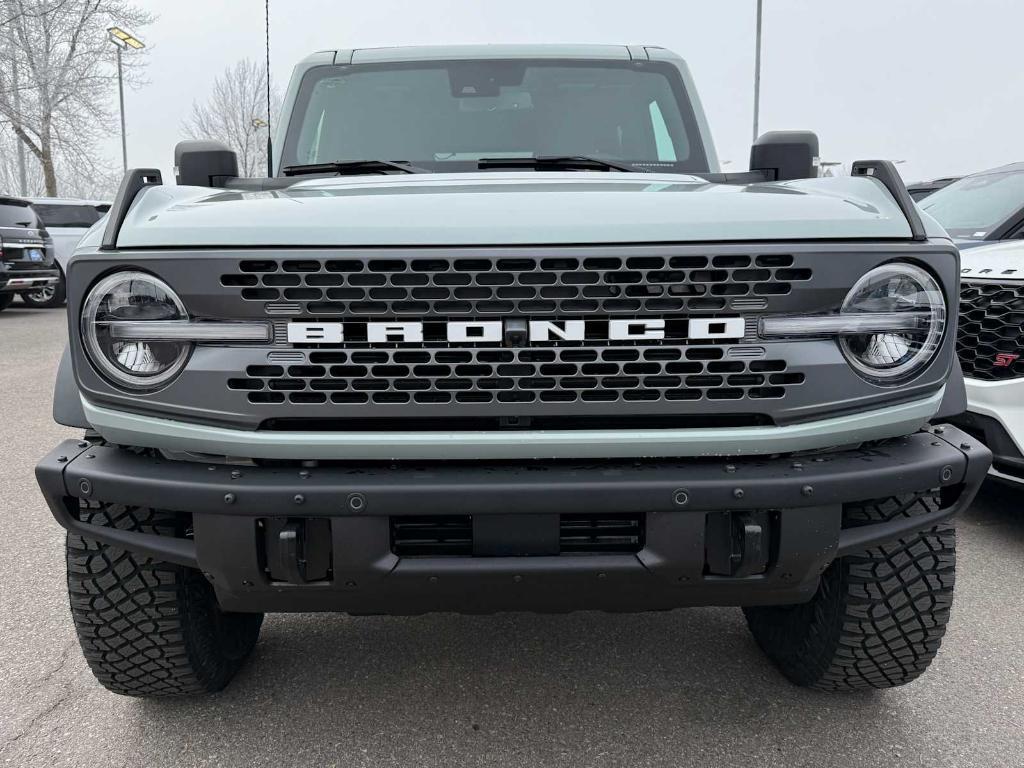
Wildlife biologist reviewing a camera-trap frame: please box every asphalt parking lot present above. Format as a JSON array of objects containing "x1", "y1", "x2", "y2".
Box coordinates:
[{"x1": 1, "y1": 306, "x2": 1022, "y2": 768}]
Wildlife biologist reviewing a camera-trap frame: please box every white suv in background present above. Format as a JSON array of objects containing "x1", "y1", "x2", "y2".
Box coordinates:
[
  {"x1": 955, "y1": 239, "x2": 1024, "y2": 485},
  {"x1": 23, "y1": 198, "x2": 109, "y2": 307}
]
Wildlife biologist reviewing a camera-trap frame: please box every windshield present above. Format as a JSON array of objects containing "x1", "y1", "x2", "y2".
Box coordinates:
[
  {"x1": 281, "y1": 60, "x2": 709, "y2": 173},
  {"x1": 920, "y1": 168, "x2": 1024, "y2": 239},
  {"x1": 0, "y1": 201, "x2": 39, "y2": 228},
  {"x1": 31, "y1": 203, "x2": 105, "y2": 229}
]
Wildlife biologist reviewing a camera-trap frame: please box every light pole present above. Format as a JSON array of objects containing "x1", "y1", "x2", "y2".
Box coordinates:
[
  {"x1": 107, "y1": 26, "x2": 145, "y2": 173},
  {"x1": 752, "y1": 0, "x2": 763, "y2": 142}
]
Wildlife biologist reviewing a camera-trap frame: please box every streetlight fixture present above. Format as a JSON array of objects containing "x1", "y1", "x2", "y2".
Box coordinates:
[{"x1": 107, "y1": 26, "x2": 145, "y2": 173}]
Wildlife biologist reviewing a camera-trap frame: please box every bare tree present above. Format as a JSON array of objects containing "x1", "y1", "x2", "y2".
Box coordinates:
[
  {"x1": 0, "y1": 0, "x2": 154, "y2": 196},
  {"x1": 183, "y1": 58, "x2": 280, "y2": 178}
]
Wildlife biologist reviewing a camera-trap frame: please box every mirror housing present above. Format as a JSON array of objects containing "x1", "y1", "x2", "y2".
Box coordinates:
[
  {"x1": 174, "y1": 140, "x2": 239, "y2": 188},
  {"x1": 750, "y1": 131, "x2": 819, "y2": 181}
]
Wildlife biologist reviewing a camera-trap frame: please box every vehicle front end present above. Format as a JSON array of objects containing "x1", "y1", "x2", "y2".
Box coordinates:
[
  {"x1": 38, "y1": 170, "x2": 990, "y2": 614},
  {"x1": 953, "y1": 240, "x2": 1024, "y2": 485}
]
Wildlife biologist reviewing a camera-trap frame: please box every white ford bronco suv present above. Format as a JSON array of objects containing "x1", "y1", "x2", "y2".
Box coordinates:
[{"x1": 36, "y1": 45, "x2": 991, "y2": 697}]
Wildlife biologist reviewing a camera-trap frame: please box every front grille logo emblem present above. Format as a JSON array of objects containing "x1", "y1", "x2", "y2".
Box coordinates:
[
  {"x1": 286, "y1": 318, "x2": 745, "y2": 346},
  {"x1": 994, "y1": 352, "x2": 1020, "y2": 368}
]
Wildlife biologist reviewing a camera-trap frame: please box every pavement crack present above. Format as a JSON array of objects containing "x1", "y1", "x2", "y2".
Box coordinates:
[{"x1": 0, "y1": 642, "x2": 78, "y2": 756}]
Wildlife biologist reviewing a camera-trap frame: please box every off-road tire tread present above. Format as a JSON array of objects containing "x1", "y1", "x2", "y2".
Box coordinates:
[
  {"x1": 66, "y1": 501, "x2": 263, "y2": 697},
  {"x1": 744, "y1": 492, "x2": 955, "y2": 691}
]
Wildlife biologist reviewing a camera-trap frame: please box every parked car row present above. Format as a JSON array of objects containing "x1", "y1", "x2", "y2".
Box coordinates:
[{"x1": 0, "y1": 196, "x2": 109, "y2": 311}]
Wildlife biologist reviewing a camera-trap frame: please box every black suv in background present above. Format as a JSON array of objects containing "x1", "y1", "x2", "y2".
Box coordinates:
[{"x1": 0, "y1": 197, "x2": 59, "y2": 313}]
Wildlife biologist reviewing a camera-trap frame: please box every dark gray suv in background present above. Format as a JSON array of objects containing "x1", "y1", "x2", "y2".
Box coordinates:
[{"x1": 0, "y1": 197, "x2": 59, "y2": 312}]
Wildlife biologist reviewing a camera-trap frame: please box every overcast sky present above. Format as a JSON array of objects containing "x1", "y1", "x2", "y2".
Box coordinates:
[{"x1": 112, "y1": 0, "x2": 1021, "y2": 185}]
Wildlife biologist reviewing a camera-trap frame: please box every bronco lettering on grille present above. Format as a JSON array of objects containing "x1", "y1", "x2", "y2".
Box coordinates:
[{"x1": 286, "y1": 318, "x2": 746, "y2": 345}]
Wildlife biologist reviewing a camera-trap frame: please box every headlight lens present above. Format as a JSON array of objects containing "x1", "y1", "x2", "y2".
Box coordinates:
[
  {"x1": 838, "y1": 263, "x2": 945, "y2": 383},
  {"x1": 81, "y1": 271, "x2": 191, "y2": 389}
]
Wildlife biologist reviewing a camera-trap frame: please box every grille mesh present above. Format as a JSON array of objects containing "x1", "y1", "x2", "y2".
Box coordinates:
[
  {"x1": 229, "y1": 346, "x2": 804, "y2": 406},
  {"x1": 958, "y1": 281, "x2": 1024, "y2": 381},
  {"x1": 221, "y1": 254, "x2": 812, "y2": 317}
]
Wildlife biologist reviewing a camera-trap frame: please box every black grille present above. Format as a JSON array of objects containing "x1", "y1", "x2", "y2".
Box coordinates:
[
  {"x1": 229, "y1": 347, "x2": 804, "y2": 406},
  {"x1": 221, "y1": 254, "x2": 812, "y2": 317},
  {"x1": 958, "y1": 281, "x2": 1024, "y2": 381},
  {"x1": 390, "y1": 516, "x2": 472, "y2": 557},
  {"x1": 559, "y1": 514, "x2": 643, "y2": 553}
]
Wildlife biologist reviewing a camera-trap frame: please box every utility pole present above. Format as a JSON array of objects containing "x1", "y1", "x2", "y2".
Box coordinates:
[
  {"x1": 265, "y1": 0, "x2": 273, "y2": 177},
  {"x1": 752, "y1": 0, "x2": 763, "y2": 142},
  {"x1": 12, "y1": 64, "x2": 28, "y2": 195},
  {"x1": 115, "y1": 44, "x2": 125, "y2": 174}
]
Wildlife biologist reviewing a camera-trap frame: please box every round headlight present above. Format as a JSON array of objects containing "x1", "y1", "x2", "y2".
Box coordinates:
[
  {"x1": 81, "y1": 271, "x2": 191, "y2": 389},
  {"x1": 838, "y1": 263, "x2": 946, "y2": 384}
]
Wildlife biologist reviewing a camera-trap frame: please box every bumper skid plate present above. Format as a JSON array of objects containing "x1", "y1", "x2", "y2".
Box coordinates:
[{"x1": 36, "y1": 426, "x2": 991, "y2": 614}]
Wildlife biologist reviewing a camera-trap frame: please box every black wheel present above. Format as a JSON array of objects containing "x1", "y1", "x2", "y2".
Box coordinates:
[
  {"x1": 20, "y1": 271, "x2": 66, "y2": 308},
  {"x1": 744, "y1": 492, "x2": 955, "y2": 691},
  {"x1": 66, "y1": 501, "x2": 264, "y2": 697},
  {"x1": 0, "y1": 293, "x2": 14, "y2": 312}
]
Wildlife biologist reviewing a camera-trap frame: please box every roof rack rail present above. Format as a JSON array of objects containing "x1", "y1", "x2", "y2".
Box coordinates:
[
  {"x1": 100, "y1": 168, "x2": 163, "y2": 251},
  {"x1": 850, "y1": 160, "x2": 926, "y2": 241}
]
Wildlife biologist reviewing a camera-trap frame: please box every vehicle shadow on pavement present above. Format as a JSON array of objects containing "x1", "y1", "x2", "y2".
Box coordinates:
[
  {"x1": 133, "y1": 605, "x2": 898, "y2": 765},
  {"x1": 966, "y1": 481, "x2": 1024, "y2": 542}
]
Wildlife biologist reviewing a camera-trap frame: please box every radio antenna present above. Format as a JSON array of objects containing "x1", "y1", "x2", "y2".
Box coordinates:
[{"x1": 265, "y1": 0, "x2": 273, "y2": 177}]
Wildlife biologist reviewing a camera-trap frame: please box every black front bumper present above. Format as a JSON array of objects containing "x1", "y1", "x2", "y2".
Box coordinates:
[{"x1": 36, "y1": 426, "x2": 991, "y2": 614}]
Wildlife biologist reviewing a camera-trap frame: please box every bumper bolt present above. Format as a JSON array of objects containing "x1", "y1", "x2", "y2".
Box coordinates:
[
  {"x1": 57, "y1": 455, "x2": 67, "y2": 463},
  {"x1": 934, "y1": 426, "x2": 945, "y2": 434},
  {"x1": 293, "y1": 494, "x2": 305, "y2": 505},
  {"x1": 223, "y1": 493, "x2": 236, "y2": 505},
  {"x1": 513, "y1": 575, "x2": 523, "y2": 583},
  {"x1": 960, "y1": 442, "x2": 972, "y2": 451},
  {"x1": 791, "y1": 462, "x2": 803, "y2": 470},
  {"x1": 85, "y1": 454, "x2": 95, "y2": 460},
  {"x1": 345, "y1": 580, "x2": 357, "y2": 588},
  {"x1": 78, "y1": 479, "x2": 92, "y2": 496},
  {"x1": 428, "y1": 576, "x2": 438, "y2": 584},
  {"x1": 724, "y1": 464, "x2": 737, "y2": 473},
  {"x1": 941, "y1": 465, "x2": 954, "y2": 482},
  {"x1": 732, "y1": 488, "x2": 745, "y2": 500},
  {"x1": 230, "y1": 469, "x2": 242, "y2": 479},
  {"x1": 299, "y1": 470, "x2": 311, "y2": 479},
  {"x1": 801, "y1": 485, "x2": 814, "y2": 497},
  {"x1": 347, "y1": 493, "x2": 366, "y2": 512},
  {"x1": 672, "y1": 489, "x2": 690, "y2": 507},
  {"x1": 77, "y1": 441, "x2": 88, "y2": 449}
]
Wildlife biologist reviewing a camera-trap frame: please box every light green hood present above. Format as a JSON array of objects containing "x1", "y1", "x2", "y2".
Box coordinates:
[{"x1": 108, "y1": 171, "x2": 926, "y2": 249}]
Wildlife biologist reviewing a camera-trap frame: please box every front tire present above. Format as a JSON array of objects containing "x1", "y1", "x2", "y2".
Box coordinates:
[
  {"x1": 21, "y1": 271, "x2": 66, "y2": 308},
  {"x1": 0, "y1": 293, "x2": 14, "y2": 312},
  {"x1": 66, "y1": 501, "x2": 264, "y2": 697},
  {"x1": 744, "y1": 492, "x2": 955, "y2": 691}
]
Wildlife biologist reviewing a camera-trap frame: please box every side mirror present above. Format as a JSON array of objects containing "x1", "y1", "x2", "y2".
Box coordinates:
[
  {"x1": 174, "y1": 140, "x2": 239, "y2": 187},
  {"x1": 750, "y1": 131, "x2": 819, "y2": 181}
]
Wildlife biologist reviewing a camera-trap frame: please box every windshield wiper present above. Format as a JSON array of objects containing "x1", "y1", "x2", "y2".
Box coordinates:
[
  {"x1": 477, "y1": 156, "x2": 641, "y2": 173},
  {"x1": 281, "y1": 160, "x2": 429, "y2": 177}
]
